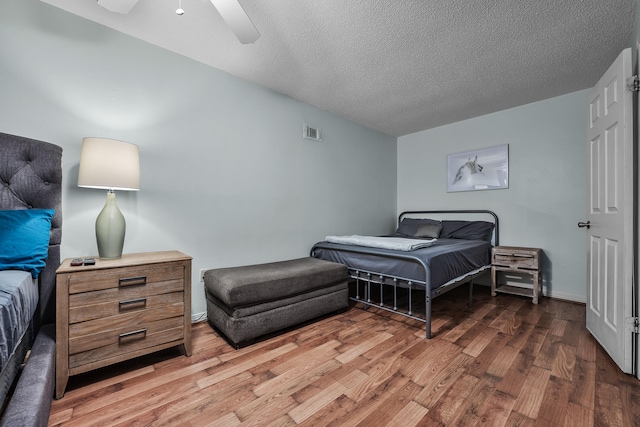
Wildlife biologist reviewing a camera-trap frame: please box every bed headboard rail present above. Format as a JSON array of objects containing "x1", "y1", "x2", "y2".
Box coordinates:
[
  {"x1": 0, "y1": 132, "x2": 63, "y2": 327},
  {"x1": 398, "y1": 210, "x2": 499, "y2": 246}
]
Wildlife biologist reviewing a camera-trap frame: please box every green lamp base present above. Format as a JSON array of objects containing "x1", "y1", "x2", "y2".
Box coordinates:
[{"x1": 95, "y1": 190, "x2": 126, "y2": 259}]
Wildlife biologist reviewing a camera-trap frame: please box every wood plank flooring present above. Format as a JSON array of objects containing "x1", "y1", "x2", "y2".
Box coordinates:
[{"x1": 48, "y1": 285, "x2": 640, "y2": 426}]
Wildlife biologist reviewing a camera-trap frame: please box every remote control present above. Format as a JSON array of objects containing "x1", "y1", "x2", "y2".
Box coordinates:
[
  {"x1": 83, "y1": 257, "x2": 96, "y2": 266},
  {"x1": 70, "y1": 258, "x2": 84, "y2": 266}
]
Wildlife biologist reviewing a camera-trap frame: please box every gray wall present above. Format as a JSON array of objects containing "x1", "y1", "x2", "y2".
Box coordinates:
[
  {"x1": 0, "y1": 0, "x2": 397, "y2": 317},
  {"x1": 398, "y1": 91, "x2": 588, "y2": 301}
]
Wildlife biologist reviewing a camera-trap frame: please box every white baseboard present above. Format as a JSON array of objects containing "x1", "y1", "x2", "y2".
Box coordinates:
[
  {"x1": 476, "y1": 282, "x2": 585, "y2": 304},
  {"x1": 542, "y1": 289, "x2": 586, "y2": 304},
  {"x1": 191, "y1": 311, "x2": 207, "y2": 323}
]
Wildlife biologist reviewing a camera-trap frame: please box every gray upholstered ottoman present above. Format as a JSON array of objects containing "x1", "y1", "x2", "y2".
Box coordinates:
[{"x1": 204, "y1": 257, "x2": 348, "y2": 347}]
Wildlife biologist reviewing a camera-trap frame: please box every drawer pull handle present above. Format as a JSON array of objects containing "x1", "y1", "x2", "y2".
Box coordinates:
[
  {"x1": 119, "y1": 276, "x2": 147, "y2": 287},
  {"x1": 119, "y1": 298, "x2": 147, "y2": 311},
  {"x1": 497, "y1": 254, "x2": 533, "y2": 259},
  {"x1": 119, "y1": 329, "x2": 147, "y2": 342}
]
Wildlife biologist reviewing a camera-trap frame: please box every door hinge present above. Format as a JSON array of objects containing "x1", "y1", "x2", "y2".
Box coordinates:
[
  {"x1": 626, "y1": 316, "x2": 640, "y2": 333},
  {"x1": 626, "y1": 75, "x2": 640, "y2": 92}
]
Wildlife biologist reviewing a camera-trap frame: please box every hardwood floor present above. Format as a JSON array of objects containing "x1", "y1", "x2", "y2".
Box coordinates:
[{"x1": 48, "y1": 285, "x2": 640, "y2": 426}]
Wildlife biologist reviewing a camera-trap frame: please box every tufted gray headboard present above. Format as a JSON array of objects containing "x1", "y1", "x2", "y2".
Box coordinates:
[{"x1": 0, "y1": 132, "x2": 62, "y2": 328}]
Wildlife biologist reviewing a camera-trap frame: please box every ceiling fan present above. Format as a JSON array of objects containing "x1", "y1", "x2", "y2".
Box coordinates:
[{"x1": 96, "y1": 0, "x2": 260, "y2": 44}]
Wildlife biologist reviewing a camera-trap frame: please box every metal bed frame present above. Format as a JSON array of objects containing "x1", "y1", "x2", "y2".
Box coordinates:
[{"x1": 312, "y1": 210, "x2": 499, "y2": 339}]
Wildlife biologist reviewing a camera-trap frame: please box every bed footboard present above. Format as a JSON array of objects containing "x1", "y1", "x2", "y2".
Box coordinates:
[{"x1": 348, "y1": 265, "x2": 489, "y2": 338}]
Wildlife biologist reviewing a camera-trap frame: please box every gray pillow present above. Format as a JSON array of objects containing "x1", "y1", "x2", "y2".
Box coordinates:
[
  {"x1": 440, "y1": 220, "x2": 494, "y2": 241},
  {"x1": 413, "y1": 223, "x2": 443, "y2": 238},
  {"x1": 395, "y1": 218, "x2": 441, "y2": 237}
]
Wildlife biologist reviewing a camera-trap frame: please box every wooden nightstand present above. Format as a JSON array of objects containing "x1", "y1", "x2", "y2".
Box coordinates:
[
  {"x1": 55, "y1": 250, "x2": 192, "y2": 399},
  {"x1": 491, "y1": 246, "x2": 542, "y2": 304}
]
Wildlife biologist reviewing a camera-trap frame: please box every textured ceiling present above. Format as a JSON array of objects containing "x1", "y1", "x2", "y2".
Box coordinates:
[{"x1": 40, "y1": 0, "x2": 636, "y2": 137}]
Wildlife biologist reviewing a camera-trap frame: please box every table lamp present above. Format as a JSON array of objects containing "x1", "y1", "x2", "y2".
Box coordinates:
[{"x1": 77, "y1": 137, "x2": 140, "y2": 259}]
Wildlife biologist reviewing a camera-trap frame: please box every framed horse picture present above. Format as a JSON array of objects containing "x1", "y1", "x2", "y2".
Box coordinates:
[{"x1": 447, "y1": 144, "x2": 509, "y2": 192}]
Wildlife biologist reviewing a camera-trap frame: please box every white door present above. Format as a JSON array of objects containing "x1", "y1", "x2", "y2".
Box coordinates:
[{"x1": 585, "y1": 48, "x2": 634, "y2": 374}]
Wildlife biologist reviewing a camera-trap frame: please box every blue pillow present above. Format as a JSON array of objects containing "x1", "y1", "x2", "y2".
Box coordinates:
[{"x1": 0, "y1": 209, "x2": 54, "y2": 278}]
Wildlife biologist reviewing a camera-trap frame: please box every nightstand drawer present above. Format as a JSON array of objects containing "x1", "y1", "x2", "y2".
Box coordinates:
[
  {"x1": 69, "y1": 316, "x2": 184, "y2": 356},
  {"x1": 69, "y1": 301, "x2": 184, "y2": 339},
  {"x1": 493, "y1": 252, "x2": 537, "y2": 269},
  {"x1": 492, "y1": 247, "x2": 540, "y2": 270},
  {"x1": 69, "y1": 282, "x2": 184, "y2": 323},
  {"x1": 67, "y1": 262, "x2": 185, "y2": 294},
  {"x1": 69, "y1": 320, "x2": 185, "y2": 369}
]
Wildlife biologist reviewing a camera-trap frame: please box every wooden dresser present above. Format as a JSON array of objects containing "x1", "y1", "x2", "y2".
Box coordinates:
[
  {"x1": 55, "y1": 251, "x2": 192, "y2": 399},
  {"x1": 491, "y1": 246, "x2": 542, "y2": 305}
]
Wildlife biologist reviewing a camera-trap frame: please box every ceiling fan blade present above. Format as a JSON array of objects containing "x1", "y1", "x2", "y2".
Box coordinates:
[
  {"x1": 96, "y1": 0, "x2": 140, "y2": 14},
  {"x1": 209, "y1": 0, "x2": 260, "y2": 44}
]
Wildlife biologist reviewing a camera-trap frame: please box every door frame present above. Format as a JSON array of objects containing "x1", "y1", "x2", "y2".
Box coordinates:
[{"x1": 635, "y1": 41, "x2": 640, "y2": 380}]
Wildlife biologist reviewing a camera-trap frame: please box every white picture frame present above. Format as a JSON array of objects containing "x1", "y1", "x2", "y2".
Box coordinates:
[{"x1": 447, "y1": 144, "x2": 509, "y2": 192}]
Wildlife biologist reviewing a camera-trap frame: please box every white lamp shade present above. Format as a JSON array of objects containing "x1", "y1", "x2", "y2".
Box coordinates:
[{"x1": 78, "y1": 137, "x2": 140, "y2": 191}]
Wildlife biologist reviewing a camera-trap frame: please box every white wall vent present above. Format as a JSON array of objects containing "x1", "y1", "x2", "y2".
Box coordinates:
[{"x1": 303, "y1": 123, "x2": 322, "y2": 142}]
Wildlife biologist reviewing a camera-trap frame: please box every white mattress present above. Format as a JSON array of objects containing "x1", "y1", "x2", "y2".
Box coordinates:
[{"x1": 0, "y1": 270, "x2": 38, "y2": 371}]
